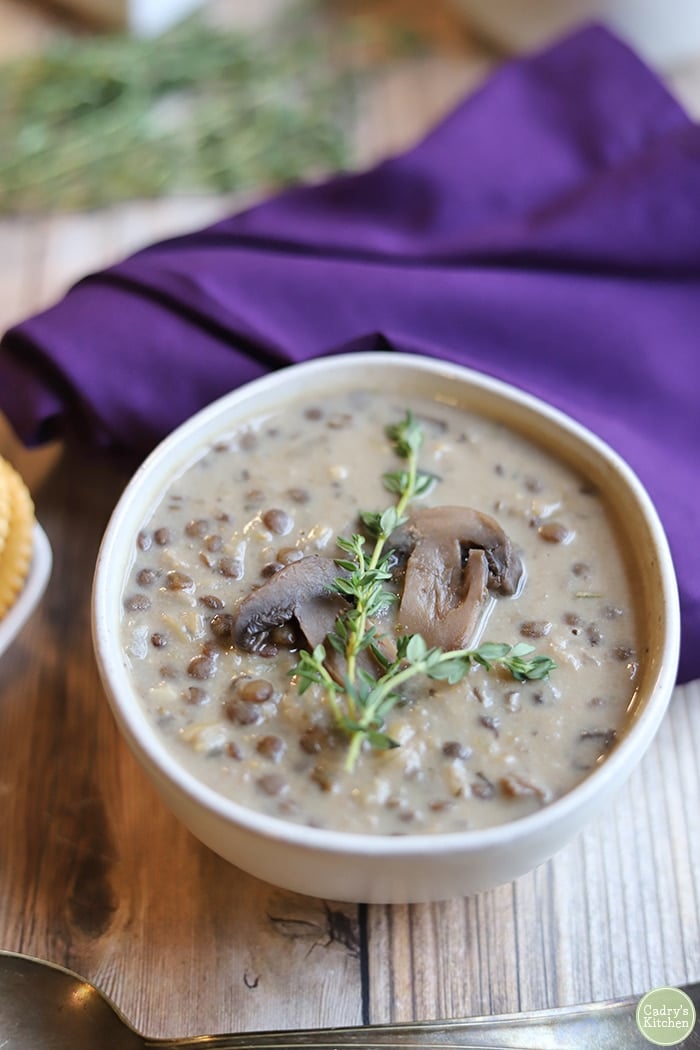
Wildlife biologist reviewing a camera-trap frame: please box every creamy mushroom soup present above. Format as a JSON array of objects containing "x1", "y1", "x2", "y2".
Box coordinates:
[{"x1": 120, "y1": 388, "x2": 640, "y2": 835}]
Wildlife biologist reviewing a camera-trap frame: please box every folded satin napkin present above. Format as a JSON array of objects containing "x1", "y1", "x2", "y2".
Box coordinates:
[{"x1": 1, "y1": 25, "x2": 698, "y2": 681}]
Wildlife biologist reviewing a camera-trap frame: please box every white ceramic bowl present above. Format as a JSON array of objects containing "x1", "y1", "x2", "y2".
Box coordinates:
[{"x1": 92, "y1": 354, "x2": 680, "y2": 903}]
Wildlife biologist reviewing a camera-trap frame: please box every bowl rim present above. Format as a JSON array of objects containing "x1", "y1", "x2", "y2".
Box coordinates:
[{"x1": 92, "y1": 352, "x2": 681, "y2": 857}]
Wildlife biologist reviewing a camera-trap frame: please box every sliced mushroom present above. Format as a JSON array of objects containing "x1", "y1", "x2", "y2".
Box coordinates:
[
  {"x1": 392, "y1": 506, "x2": 524, "y2": 596},
  {"x1": 233, "y1": 554, "x2": 395, "y2": 681},
  {"x1": 392, "y1": 506, "x2": 523, "y2": 652},
  {"x1": 294, "y1": 592, "x2": 348, "y2": 651},
  {"x1": 400, "y1": 543, "x2": 491, "y2": 650},
  {"x1": 233, "y1": 556, "x2": 345, "y2": 656}
]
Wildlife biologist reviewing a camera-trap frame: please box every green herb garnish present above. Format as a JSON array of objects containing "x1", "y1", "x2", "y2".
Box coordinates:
[
  {"x1": 0, "y1": 9, "x2": 353, "y2": 214},
  {"x1": 294, "y1": 413, "x2": 556, "y2": 770}
]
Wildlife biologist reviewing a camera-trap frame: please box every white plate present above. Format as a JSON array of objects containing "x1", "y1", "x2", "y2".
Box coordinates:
[{"x1": 0, "y1": 522, "x2": 52, "y2": 659}]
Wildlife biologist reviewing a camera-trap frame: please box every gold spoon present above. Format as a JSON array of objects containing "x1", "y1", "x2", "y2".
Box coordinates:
[{"x1": 1, "y1": 949, "x2": 697, "y2": 1049}]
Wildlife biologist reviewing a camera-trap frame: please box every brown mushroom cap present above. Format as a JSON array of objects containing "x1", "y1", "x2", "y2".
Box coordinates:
[{"x1": 233, "y1": 555, "x2": 346, "y2": 656}]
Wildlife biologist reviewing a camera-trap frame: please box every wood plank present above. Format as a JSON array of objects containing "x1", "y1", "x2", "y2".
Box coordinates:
[
  {"x1": 0, "y1": 444, "x2": 363, "y2": 1039},
  {"x1": 366, "y1": 681, "x2": 700, "y2": 1022}
]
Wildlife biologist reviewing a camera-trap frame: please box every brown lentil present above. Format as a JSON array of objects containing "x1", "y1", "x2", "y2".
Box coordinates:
[
  {"x1": 257, "y1": 735, "x2": 286, "y2": 762},
  {"x1": 185, "y1": 519, "x2": 209, "y2": 537},
  {"x1": 261, "y1": 562, "x2": 284, "y2": 577},
  {"x1": 587, "y1": 623, "x2": 604, "y2": 646},
  {"x1": 429, "y1": 799, "x2": 455, "y2": 812},
  {"x1": 217, "y1": 557, "x2": 243, "y2": 579},
  {"x1": 310, "y1": 765, "x2": 333, "y2": 792},
  {"x1": 137, "y1": 530, "x2": 152, "y2": 551},
  {"x1": 262, "y1": 508, "x2": 294, "y2": 535},
  {"x1": 257, "y1": 774, "x2": 287, "y2": 797},
  {"x1": 136, "y1": 568, "x2": 160, "y2": 586},
  {"x1": 200, "y1": 594, "x2": 224, "y2": 610},
  {"x1": 538, "y1": 521, "x2": 573, "y2": 544},
  {"x1": 187, "y1": 655, "x2": 216, "y2": 680},
  {"x1": 225, "y1": 699, "x2": 264, "y2": 726},
  {"x1": 209, "y1": 613, "x2": 234, "y2": 639},
  {"x1": 238, "y1": 678, "x2": 275, "y2": 704},
  {"x1": 286, "y1": 487, "x2": 310, "y2": 504},
  {"x1": 124, "y1": 593, "x2": 151, "y2": 612},
  {"x1": 442, "y1": 741, "x2": 472, "y2": 760},
  {"x1": 277, "y1": 547, "x2": 304, "y2": 565},
  {"x1": 519, "y1": 620, "x2": 551, "y2": 639},
  {"x1": 185, "y1": 686, "x2": 209, "y2": 705},
  {"x1": 166, "y1": 571, "x2": 195, "y2": 592},
  {"x1": 270, "y1": 624, "x2": 298, "y2": 648}
]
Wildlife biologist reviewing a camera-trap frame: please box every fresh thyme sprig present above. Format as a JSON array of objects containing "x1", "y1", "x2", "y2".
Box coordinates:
[
  {"x1": 329, "y1": 413, "x2": 435, "y2": 695},
  {"x1": 293, "y1": 412, "x2": 556, "y2": 770}
]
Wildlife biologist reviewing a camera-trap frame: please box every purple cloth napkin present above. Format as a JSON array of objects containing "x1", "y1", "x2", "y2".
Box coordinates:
[{"x1": 1, "y1": 25, "x2": 698, "y2": 681}]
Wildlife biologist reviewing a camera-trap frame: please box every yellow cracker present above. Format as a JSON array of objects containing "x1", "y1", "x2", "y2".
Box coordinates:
[
  {"x1": 0, "y1": 460, "x2": 35, "y2": 620},
  {"x1": 0, "y1": 458, "x2": 10, "y2": 560}
]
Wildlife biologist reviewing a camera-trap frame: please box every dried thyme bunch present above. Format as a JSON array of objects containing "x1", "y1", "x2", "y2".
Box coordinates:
[{"x1": 0, "y1": 9, "x2": 353, "y2": 214}]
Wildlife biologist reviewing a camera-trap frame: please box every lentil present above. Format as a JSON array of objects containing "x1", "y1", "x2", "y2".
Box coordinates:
[
  {"x1": 209, "y1": 613, "x2": 234, "y2": 639},
  {"x1": 239, "y1": 678, "x2": 274, "y2": 704},
  {"x1": 136, "y1": 568, "x2": 159, "y2": 586},
  {"x1": 200, "y1": 594, "x2": 224, "y2": 610},
  {"x1": 257, "y1": 735, "x2": 286, "y2": 761},
  {"x1": 225, "y1": 699, "x2": 264, "y2": 726},
  {"x1": 187, "y1": 655, "x2": 216, "y2": 680},
  {"x1": 124, "y1": 593, "x2": 151, "y2": 612},
  {"x1": 519, "y1": 620, "x2": 551, "y2": 639},
  {"x1": 538, "y1": 521, "x2": 573, "y2": 544},
  {"x1": 166, "y1": 571, "x2": 195, "y2": 593},
  {"x1": 262, "y1": 508, "x2": 294, "y2": 535},
  {"x1": 217, "y1": 557, "x2": 243, "y2": 579}
]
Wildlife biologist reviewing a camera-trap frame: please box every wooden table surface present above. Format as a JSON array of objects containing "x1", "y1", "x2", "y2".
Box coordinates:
[{"x1": 1, "y1": 0, "x2": 699, "y2": 1040}]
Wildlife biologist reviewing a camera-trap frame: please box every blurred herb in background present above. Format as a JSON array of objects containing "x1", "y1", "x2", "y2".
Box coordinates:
[{"x1": 0, "y1": 10, "x2": 355, "y2": 214}]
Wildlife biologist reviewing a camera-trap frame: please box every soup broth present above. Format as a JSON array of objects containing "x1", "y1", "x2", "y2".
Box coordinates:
[{"x1": 120, "y1": 388, "x2": 640, "y2": 835}]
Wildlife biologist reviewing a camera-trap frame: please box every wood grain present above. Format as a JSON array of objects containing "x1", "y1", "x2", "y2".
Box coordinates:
[
  {"x1": 1, "y1": 0, "x2": 699, "y2": 1039},
  {"x1": 0, "y1": 446, "x2": 363, "y2": 1038},
  {"x1": 366, "y1": 682, "x2": 700, "y2": 1023}
]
